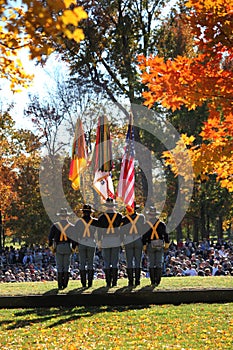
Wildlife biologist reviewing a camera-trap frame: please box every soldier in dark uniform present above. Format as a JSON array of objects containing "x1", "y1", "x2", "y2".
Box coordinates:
[
  {"x1": 97, "y1": 198, "x2": 123, "y2": 287},
  {"x1": 142, "y1": 206, "x2": 170, "y2": 287},
  {"x1": 74, "y1": 204, "x2": 98, "y2": 288},
  {"x1": 121, "y1": 203, "x2": 145, "y2": 287},
  {"x1": 48, "y1": 208, "x2": 77, "y2": 290}
]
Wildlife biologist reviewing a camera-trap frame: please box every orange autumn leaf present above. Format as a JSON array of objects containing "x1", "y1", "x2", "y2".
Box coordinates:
[{"x1": 139, "y1": 0, "x2": 233, "y2": 192}]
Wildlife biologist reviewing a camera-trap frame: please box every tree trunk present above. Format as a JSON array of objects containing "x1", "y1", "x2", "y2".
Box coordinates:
[
  {"x1": 133, "y1": 126, "x2": 153, "y2": 206},
  {"x1": 193, "y1": 217, "x2": 199, "y2": 242},
  {"x1": 176, "y1": 223, "x2": 183, "y2": 243},
  {"x1": 200, "y1": 203, "x2": 206, "y2": 240},
  {"x1": 217, "y1": 216, "x2": 223, "y2": 239}
]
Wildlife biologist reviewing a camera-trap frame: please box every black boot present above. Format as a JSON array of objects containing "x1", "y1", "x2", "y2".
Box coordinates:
[
  {"x1": 155, "y1": 267, "x2": 162, "y2": 286},
  {"x1": 149, "y1": 268, "x2": 156, "y2": 286},
  {"x1": 111, "y1": 268, "x2": 118, "y2": 287},
  {"x1": 135, "y1": 268, "x2": 141, "y2": 286},
  {"x1": 105, "y1": 269, "x2": 111, "y2": 287},
  {"x1": 57, "y1": 272, "x2": 63, "y2": 290},
  {"x1": 87, "y1": 269, "x2": 94, "y2": 288},
  {"x1": 63, "y1": 272, "x2": 70, "y2": 289},
  {"x1": 80, "y1": 269, "x2": 87, "y2": 288},
  {"x1": 127, "y1": 268, "x2": 134, "y2": 287}
]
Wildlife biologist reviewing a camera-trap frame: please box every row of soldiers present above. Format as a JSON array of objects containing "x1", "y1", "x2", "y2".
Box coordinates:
[{"x1": 48, "y1": 198, "x2": 170, "y2": 290}]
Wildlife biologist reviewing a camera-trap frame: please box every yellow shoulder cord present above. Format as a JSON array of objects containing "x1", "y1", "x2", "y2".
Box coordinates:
[
  {"x1": 56, "y1": 222, "x2": 70, "y2": 241},
  {"x1": 126, "y1": 215, "x2": 140, "y2": 234},
  {"x1": 147, "y1": 220, "x2": 160, "y2": 240},
  {"x1": 105, "y1": 213, "x2": 117, "y2": 234},
  {"x1": 80, "y1": 218, "x2": 93, "y2": 238}
]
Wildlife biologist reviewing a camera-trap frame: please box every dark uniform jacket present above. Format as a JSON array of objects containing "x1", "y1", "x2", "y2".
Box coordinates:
[
  {"x1": 142, "y1": 219, "x2": 169, "y2": 245},
  {"x1": 97, "y1": 210, "x2": 123, "y2": 247},
  {"x1": 48, "y1": 219, "x2": 77, "y2": 249},
  {"x1": 74, "y1": 214, "x2": 98, "y2": 247},
  {"x1": 121, "y1": 212, "x2": 145, "y2": 244}
]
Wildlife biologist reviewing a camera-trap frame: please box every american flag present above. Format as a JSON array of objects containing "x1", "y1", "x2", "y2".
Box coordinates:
[{"x1": 117, "y1": 114, "x2": 135, "y2": 213}]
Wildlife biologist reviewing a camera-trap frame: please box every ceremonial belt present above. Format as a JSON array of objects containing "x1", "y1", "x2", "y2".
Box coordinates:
[
  {"x1": 125, "y1": 215, "x2": 140, "y2": 234},
  {"x1": 147, "y1": 220, "x2": 160, "y2": 240},
  {"x1": 79, "y1": 218, "x2": 93, "y2": 238},
  {"x1": 56, "y1": 222, "x2": 70, "y2": 241},
  {"x1": 104, "y1": 213, "x2": 117, "y2": 234}
]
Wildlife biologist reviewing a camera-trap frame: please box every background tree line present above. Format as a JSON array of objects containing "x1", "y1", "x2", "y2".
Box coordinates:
[{"x1": 0, "y1": 0, "x2": 232, "y2": 246}]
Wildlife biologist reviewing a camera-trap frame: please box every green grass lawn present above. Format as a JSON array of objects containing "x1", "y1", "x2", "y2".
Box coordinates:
[
  {"x1": 0, "y1": 277, "x2": 232, "y2": 349},
  {"x1": 0, "y1": 275, "x2": 232, "y2": 295},
  {"x1": 0, "y1": 303, "x2": 232, "y2": 349}
]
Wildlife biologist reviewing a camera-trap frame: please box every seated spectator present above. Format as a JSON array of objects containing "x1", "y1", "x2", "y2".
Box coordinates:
[
  {"x1": 163, "y1": 268, "x2": 174, "y2": 277},
  {"x1": 214, "y1": 265, "x2": 226, "y2": 276},
  {"x1": 22, "y1": 252, "x2": 33, "y2": 265},
  {"x1": 218, "y1": 246, "x2": 228, "y2": 258},
  {"x1": 212, "y1": 261, "x2": 219, "y2": 276},
  {"x1": 185, "y1": 264, "x2": 198, "y2": 276},
  {"x1": 204, "y1": 267, "x2": 212, "y2": 276}
]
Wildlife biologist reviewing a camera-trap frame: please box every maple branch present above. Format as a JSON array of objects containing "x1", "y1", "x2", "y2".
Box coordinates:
[{"x1": 0, "y1": 39, "x2": 30, "y2": 51}]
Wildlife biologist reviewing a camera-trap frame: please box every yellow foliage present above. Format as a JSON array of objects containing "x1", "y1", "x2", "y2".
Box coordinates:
[
  {"x1": 0, "y1": 0, "x2": 87, "y2": 90},
  {"x1": 64, "y1": 0, "x2": 74, "y2": 7}
]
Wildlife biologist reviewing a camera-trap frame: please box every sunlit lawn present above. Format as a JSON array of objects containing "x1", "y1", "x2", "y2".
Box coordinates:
[
  {"x1": 0, "y1": 303, "x2": 232, "y2": 349},
  {"x1": 0, "y1": 275, "x2": 232, "y2": 295},
  {"x1": 0, "y1": 277, "x2": 232, "y2": 349}
]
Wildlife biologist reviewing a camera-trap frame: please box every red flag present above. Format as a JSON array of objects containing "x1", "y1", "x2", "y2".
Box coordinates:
[
  {"x1": 93, "y1": 116, "x2": 114, "y2": 200},
  {"x1": 69, "y1": 118, "x2": 87, "y2": 190},
  {"x1": 117, "y1": 113, "x2": 135, "y2": 213}
]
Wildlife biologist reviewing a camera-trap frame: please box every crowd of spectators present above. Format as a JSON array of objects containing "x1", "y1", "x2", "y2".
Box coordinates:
[{"x1": 0, "y1": 237, "x2": 232, "y2": 283}]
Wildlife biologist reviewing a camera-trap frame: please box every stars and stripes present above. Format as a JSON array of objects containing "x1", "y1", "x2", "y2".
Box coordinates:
[
  {"x1": 69, "y1": 113, "x2": 137, "y2": 211},
  {"x1": 117, "y1": 113, "x2": 135, "y2": 213}
]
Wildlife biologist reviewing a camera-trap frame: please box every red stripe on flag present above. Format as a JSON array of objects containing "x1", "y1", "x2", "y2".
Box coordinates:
[{"x1": 117, "y1": 114, "x2": 135, "y2": 211}]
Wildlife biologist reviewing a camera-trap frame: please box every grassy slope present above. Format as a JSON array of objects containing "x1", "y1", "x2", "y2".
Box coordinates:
[{"x1": 0, "y1": 276, "x2": 232, "y2": 296}]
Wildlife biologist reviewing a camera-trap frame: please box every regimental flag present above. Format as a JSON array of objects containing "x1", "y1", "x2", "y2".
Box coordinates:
[
  {"x1": 69, "y1": 118, "x2": 87, "y2": 190},
  {"x1": 117, "y1": 113, "x2": 135, "y2": 213},
  {"x1": 93, "y1": 116, "x2": 114, "y2": 200}
]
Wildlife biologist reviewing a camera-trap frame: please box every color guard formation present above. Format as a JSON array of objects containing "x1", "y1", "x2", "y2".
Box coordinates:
[{"x1": 48, "y1": 199, "x2": 170, "y2": 290}]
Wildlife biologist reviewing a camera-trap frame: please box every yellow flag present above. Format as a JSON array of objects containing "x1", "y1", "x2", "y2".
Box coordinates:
[{"x1": 69, "y1": 118, "x2": 87, "y2": 190}]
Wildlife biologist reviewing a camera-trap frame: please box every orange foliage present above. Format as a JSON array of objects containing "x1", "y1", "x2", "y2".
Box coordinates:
[{"x1": 139, "y1": 0, "x2": 233, "y2": 191}]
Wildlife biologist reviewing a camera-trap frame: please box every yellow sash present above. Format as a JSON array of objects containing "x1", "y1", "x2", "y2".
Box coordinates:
[
  {"x1": 104, "y1": 213, "x2": 117, "y2": 234},
  {"x1": 125, "y1": 215, "x2": 140, "y2": 234},
  {"x1": 56, "y1": 222, "x2": 70, "y2": 241},
  {"x1": 147, "y1": 220, "x2": 160, "y2": 240},
  {"x1": 79, "y1": 218, "x2": 93, "y2": 238}
]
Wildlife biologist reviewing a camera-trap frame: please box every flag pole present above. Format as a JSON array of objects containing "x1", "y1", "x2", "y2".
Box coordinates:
[{"x1": 81, "y1": 171, "x2": 86, "y2": 203}]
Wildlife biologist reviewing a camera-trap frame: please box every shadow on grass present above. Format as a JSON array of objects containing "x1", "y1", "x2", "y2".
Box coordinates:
[
  {"x1": 66, "y1": 287, "x2": 87, "y2": 294},
  {"x1": 3, "y1": 304, "x2": 151, "y2": 330},
  {"x1": 43, "y1": 288, "x2": 59, "y2": 296},
  {"x1": 114, "y1": 286, "x2": 133, "y2": 294},
  {"x1": 91, "y1": 286, "x2": 110, "y2": 294}
]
